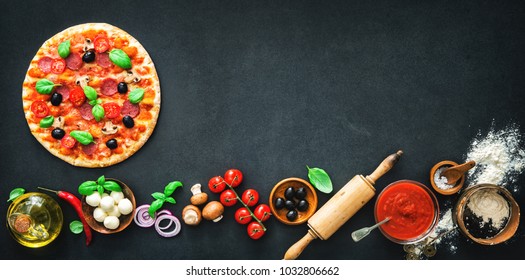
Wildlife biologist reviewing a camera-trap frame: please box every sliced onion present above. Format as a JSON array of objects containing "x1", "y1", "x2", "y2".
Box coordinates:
[
  {"x1": 157, "y1": 209, "x2": 172, "y2": 217},
  {"x1": 155, "y1": 214, "x2": 181, "y2": 237},
  {"x1": 134, "y1": 204, "x2": 155, "y2": 228}
]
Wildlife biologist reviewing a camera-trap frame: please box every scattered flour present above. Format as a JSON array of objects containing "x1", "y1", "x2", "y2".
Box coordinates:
[{"x1": 465, "y1": 122, "x2": 525, "y2": 193}]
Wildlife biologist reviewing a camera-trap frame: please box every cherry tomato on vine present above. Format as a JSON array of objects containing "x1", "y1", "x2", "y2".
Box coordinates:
[
  {"x1": 208, "y1": 176, "x2": 226, "y2": 193},
  {"x1": 220, "y1": 189, "x2": 238, "y2": 207},
  {"x1": 224, "y1": 169, "x2": 243, "y2": 187},
  {"x1": 241, "y1": 189, "x2": 259, "y2": 207},
  {"x1": 253, "y1": 204, "x2": 271, "y2": 222},
  {"x1": 234, "y1": 207, "x2": 252, "y2": 225},
  {"x1": 247, "y1": 221, "x2": 265, "y2": 240}
]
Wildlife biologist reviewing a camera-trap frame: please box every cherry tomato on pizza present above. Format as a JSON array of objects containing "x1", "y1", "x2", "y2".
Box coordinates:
[
  {"x1": 94, "y1": 36, "x2": 110, "y2": 53},
  {"x1": 102, "y1": 102, "x2": 121, "y2": 119},
  {"x1": 61, "y1": 135, "x2": 77, "y2": 149},
  {"x1": 241, "y1": 189, "x2": 259, "y2": 207},
  {"x1": 247, "y1": 221, "x2": 265, "y2": 240},
  {"x1": 219, "y1": 189, "x2": 238, "y2": 207},
  {"x1": 253, "y1": 204, "x2": 271, "y2": 222},
  {"x1": 31, "y1": 101, "x2": 49, "y2": 118},
  {"x1": 224, "y1": 169, "x2": 243, "y2": 187},
  {"x1": 69, "y1": 86, "x2": 86, "y2": 107},
  {"x1": 208, "y1": 176, "x2": 226, "y2": 193},
  {"x1": 51, "y1": 59, "x2": 66, "y2": 74}
]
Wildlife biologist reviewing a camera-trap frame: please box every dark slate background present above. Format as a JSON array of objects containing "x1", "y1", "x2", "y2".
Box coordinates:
[{"x1": 1, "y1": 0, "x2": 524, "y2": 260}]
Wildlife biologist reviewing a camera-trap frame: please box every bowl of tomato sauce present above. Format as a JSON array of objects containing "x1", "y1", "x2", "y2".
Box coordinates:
[{"x1": 374, "y1": 180, "x2": 439, "y2": 244}]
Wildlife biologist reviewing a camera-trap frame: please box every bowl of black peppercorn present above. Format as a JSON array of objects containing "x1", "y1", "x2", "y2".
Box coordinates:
[{"x1": 269, "y1": 177, "x2": 318, "y2": 225}]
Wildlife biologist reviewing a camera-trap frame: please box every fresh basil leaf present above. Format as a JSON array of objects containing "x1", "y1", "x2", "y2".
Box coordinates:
[
  {"x1": 164, "y1": 197, "x2": 176, "y2": 204},
  {"x1": 148, "y1": 199, "x2": 164, "y2": 218},
  {"x1": 36, "y1": 79, "x2": 60, "y2": 94},
  {"x1": 70, "y1": 130, "x2": 94, "y2": 145},
  {"x1": 78, "y1": 181, "x2": 97, "y2": 196},
  {"x1": 58, "y1": 40, "x2": 71, "y2": 58},
  {"x1": 151, "y1": 192, "x2": 166, "y2": 200},
  {"x1": 69, "y1": 220, "x2": 84, "y2": 234},
  {"x1": 92, "y1": 104, "x2": 104, "y2": 122},
  {"x1": 128, "y1": 88, "x2": 144, "y2": 104},
  {"x1": 103, "y1": 181, "x2": 121, "y2": 192},
  {"x1": 97, "y1": 175, "x2": 105, "y2": 186},
  {"x1": 7, "y1": 188, "x2": 25, "y2": 202},
  {"x1": 39, "y1": 116, "x2": 54, "y2": 128},
  {"x1": 164, "y1": 181, "x2": 182, "y2": 196},
  {"x1": 83, "y1": 86, "x2": 98, "y2": 101},
  {"x1": 109, "y1": 49, "x2": 132, "y2": 69},
  {"x1": 97, "y1": 185, "x2": 104, "y2": 195},
  {"x1": 88, "y1": 100, "x2": 98, "y2": 106},
  {"x1": 307, "y1": 166, "x2": 333, "y2": 194}
]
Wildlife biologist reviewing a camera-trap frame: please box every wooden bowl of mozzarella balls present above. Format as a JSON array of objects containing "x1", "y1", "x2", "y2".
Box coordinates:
[{"x1": 81, "y1": 178, "x2": 136, "y2": 234}]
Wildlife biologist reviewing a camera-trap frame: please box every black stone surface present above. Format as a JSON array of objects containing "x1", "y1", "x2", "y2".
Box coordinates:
[{"x1": 1, "y1": 0, "x2": 524, "y2": 259}]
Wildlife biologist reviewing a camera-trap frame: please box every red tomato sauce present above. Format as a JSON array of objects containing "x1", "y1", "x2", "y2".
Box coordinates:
[{"x1": 376, "y1": 181, "x2": 436, "y2": 241}]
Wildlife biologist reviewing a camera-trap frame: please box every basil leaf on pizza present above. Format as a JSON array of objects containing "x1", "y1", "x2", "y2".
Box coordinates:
[
  {"x1": 70, "y1": 130, "x2": 94, "y2": 145},
  {"x1": 83, "y1": 86, "x2": 98, "y2": 101},
  {"x1": 128, "y1": 88, "x2": 145, "y2": 104},
  {"x1": 109, "y1": 49, "x2": 132, "y2": 69},
  {"x1": 36, "y1": 79, "x2": 60, "y2": 94},
  {"x1": 58, "y1": 40, "x2": 70, "y2": 58},
  {"x1": 92, "y1": 104, "x2": 105, "y2": 121},
  {"x1": 39, "y1": 116, "x2": 54, "y2": 128}
]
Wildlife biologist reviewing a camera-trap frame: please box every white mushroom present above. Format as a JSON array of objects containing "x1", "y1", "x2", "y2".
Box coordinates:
[
  {"x1": 93, "y1": 207, "x2": 107, "y2": 223},
  {"x1": 101, "y1": 121, "x2": 118, "y2": 135},
  {"x1": 83, "y1": 38, "x2": 94, "y2": 52},
  {"x1": 52, "y1": 116, "x2": 64, "y2": 129},
  {"x1": 104, "y1": 216, "x2": 120, "y2": 230},
  {"x1": 75, "y1": 76, "x2": 90, "y2": 88},
  {"x1": 85, "y1": 192, "x2": 102, "y2": 207},
  {"x1": 123, "y1": 70, "x2": 141, "y2": 84}
]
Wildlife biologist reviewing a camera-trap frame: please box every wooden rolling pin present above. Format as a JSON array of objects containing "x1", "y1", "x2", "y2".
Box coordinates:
[{"x1": 283, "y1": 150, "x2": 403, "y2": 260}]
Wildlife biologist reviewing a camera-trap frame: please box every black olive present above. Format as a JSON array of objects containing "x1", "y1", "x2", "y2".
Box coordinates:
[
  {"x1": 123, "y1": 115, "x2": 134, "y2": 128},
  {"x1": 82, "y1": 51, "x2": 95, "y2": 63},
  {"x1": 50, "y1": 92, "x2": 63, "y2": 106},
  {"x1": 295, "y1": 187, "x2": 307, "y2": 199},
  {"x1": 106, "y1": 139, "x2": 118, "y2": 149},
  {"x1": 51, "y1": 128, "x2": 65, "y2": 139},
  {"x1": 284, "y1": 187, "x2": 295, "y2": 200},
  {"x1": 297, "y1": 199, "x2": 309, "y2": 212},
  {"x1": 274, "y1": 197, "x2": 285, "y2": 210},
  {"x1": 286, "y1": 210, "x2": 298, "y2": 221},
  {"x1": 117, "y1": 82, "x2": 128, "y2": 94},
  {"x1": 284, "y1": 200, "x2": 295, "y2": 210}
]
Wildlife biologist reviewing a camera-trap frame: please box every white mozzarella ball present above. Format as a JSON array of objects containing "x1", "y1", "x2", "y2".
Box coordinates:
[
  {"x1": 103, "y1": 216, "x2": 120, "y2": 230},
  {"x1": 118, "y1": 198, "x2": 133, "y2": 215},
  {"x1": 86, "y1": 192, "x2": 102, "y2": 207},
  {"x1": 101, "y1": 193, "x2": 109, "y2": 198},
  {"x1": 110, "y1": 191, "x2": 125, "y2": 204},
  {"x1": 100, "y1": 196, "x2": 115, "y2": 212},
  {"x1": 107, "y1": 205, "x2": 121, "y2": 218},
  {"x1": 93, "y1": 207, "x2": 107, "y2": 223}
]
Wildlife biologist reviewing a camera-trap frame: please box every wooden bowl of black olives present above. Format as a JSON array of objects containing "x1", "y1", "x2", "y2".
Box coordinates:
[{"x1": 269, "y1": 177, "x2": 318, "y2": 225}]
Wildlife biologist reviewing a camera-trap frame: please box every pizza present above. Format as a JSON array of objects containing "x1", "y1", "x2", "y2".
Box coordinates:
[{"x1": 22, "y1": 23, "x2": 160, "y2": 168}]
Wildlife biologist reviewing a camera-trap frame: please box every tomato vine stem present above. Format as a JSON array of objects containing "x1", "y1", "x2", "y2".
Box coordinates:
[{"x1": 223, "y1": 175, "x2": 267, "y2": 231}]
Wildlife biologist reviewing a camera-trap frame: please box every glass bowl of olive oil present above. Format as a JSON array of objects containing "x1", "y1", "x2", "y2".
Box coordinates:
[{"x1": 7, "y1": 192, "x2": 63, "y2": 248}]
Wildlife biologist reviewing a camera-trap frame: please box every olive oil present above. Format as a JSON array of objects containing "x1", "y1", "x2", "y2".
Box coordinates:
[{"x1": 7, "y1": 193, "x2": 63, "y2": 248}]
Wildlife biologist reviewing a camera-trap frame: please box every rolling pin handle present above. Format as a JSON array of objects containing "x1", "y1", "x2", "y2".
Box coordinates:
[
  {"x1": 366, "y1": 150, "x2": 403, "y2": 185},
  {"x1": 283, "y1": 230, "x2": 318, "y2": 260}
]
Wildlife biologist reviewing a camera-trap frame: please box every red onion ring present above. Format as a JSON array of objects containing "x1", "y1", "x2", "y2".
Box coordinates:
[
  {"x1": 134, "y1": 204, "x2": 155, "y2": 228},
  {"x1": 155, "y1": 214, "x2": 181, "y2": 237},
  {"x1": 157, "y1": 209, "x2": 172, "y2": 217}
]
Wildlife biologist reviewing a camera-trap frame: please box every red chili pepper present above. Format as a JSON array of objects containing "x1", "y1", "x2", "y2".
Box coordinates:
[{"x1": 38, "y1": 187, "x2": 92, "y2": 246}]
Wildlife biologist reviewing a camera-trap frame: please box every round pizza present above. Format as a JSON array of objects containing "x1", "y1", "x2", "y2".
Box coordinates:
[{"x1": 22, "y1": 23, "x2": 160, "y2": 168}]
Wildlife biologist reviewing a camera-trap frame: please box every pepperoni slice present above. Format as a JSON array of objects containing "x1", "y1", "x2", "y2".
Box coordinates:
[
  {"x1": 31, "y1": 101, "x2": 49, "y2": 118},
  {"x1": 51, "y1": 58, "x2": 66, "y2": 74},
  {"x1": 101, "y1": 78, "x2": 118, "y2": 96},
  {"x1": 65, "y1": 52, "x2": 83, "y2": 70},
  {"x1": 38, "y1": 57, "x2": 53, "y2": 74},
  {"x1": 69, "y1": 86, "x2": 86, "y2": 107},
  {"x1": 56, "y1": 86, "x2": 70, "y2": 101},
  {"x1": 103, "y1": 102, "x2": 121, "y2": 119},
  {"x1": 82, "y1": 142, "x2": 97, "y2": 155},
  {"x1": 61, "y1": 135, "x2": 77, "y2": 149},
  {"x1": 94, "y1": 36, "x2": 110, "y2": 53},
  {"x1": 120, "y1": 100, "x2": 140, "y2": 118},
  {"x1": 95, "y1": 52, "x2": 112, "y2": 68},
  {"x1": 79, "y1": 103, "x2": 94, "y2": 120}
]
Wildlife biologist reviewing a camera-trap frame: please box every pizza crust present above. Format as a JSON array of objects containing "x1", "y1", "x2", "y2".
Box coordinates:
[{"x1": 22, "y1": 23, "x2": 161, "y2": 168}]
